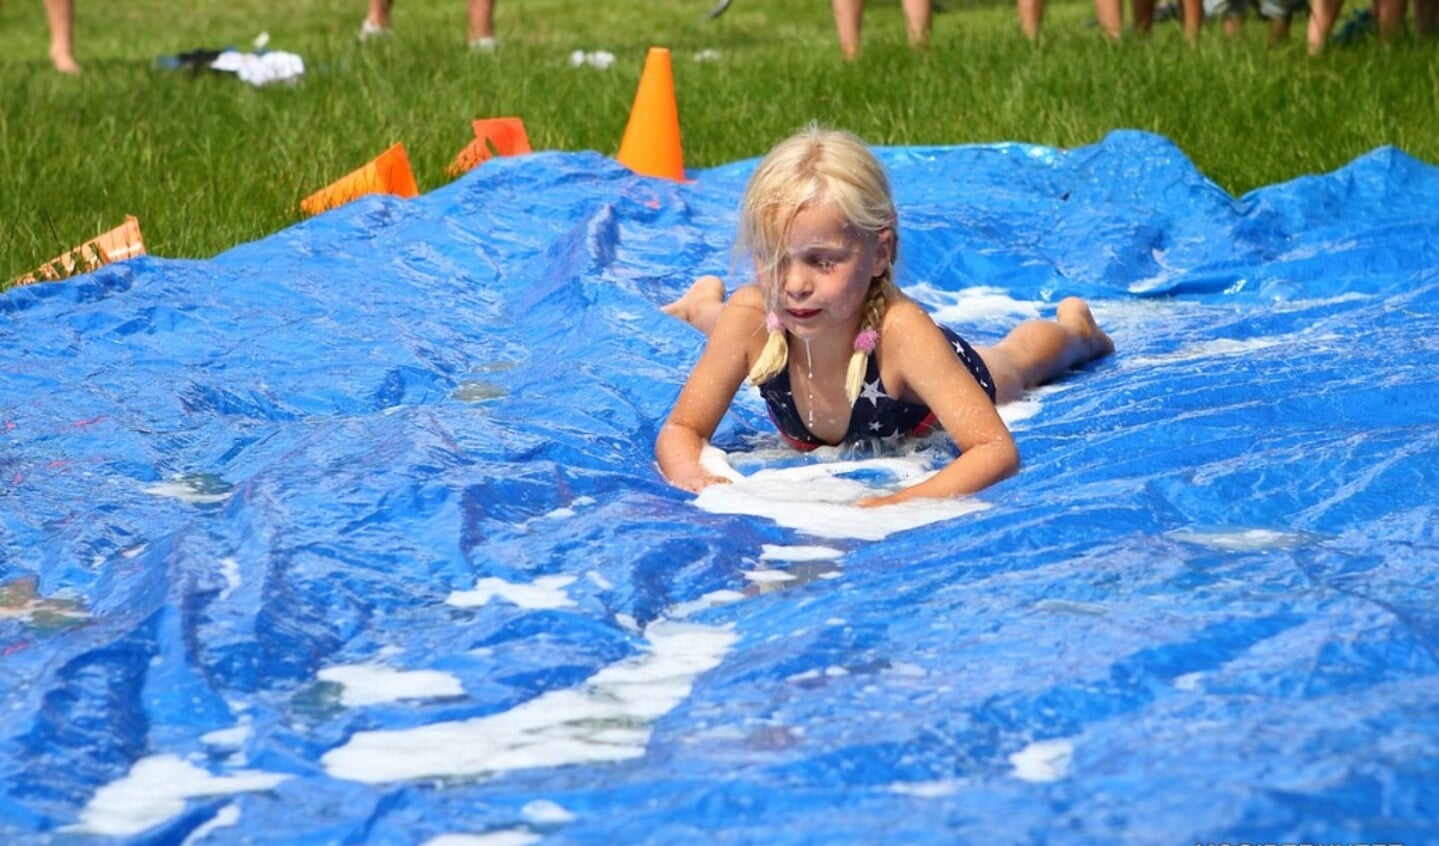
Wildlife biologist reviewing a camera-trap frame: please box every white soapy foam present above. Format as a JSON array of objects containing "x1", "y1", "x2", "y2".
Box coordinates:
[
  {"x1": 1009, "y1": 739, "x2": 1074, "y2": 782},
  {"x1": 997, "y1": 396, "x2": 1044, "y2": 426},
  {"x1": 909, "y1": 285, "x2": 1043, "y2": 325},
  {"x1": 1173, "y1": 672, "x2": 1204, "y2": 691},
  {"x1": 694, "y1": 457, "x2": 987, "y2": 540},
  {"x1": 1169, "y1": 528, "x2": 1318, "y2": 551},
  {"x1": 698, "y1": 444, "x2": 746, "y2": 482},
  {"x1": 66, "y1": 755, "x2": 289, "y2": 836},
  {"x1": 447, "y1": 575, "x2": 577, "y2": 610},
  {"x1": 322, "y1": 621, "x2": 736, "y2": 783},
  {"x1": 742, "y1": 570, "x2": 797, "y2": 583},
  {"x1": 217, "y1": 557, "x2": 241, "y2": 601},
  {"x1": 200, "y1": 719, "x2": 250, "y2": 749},
  {"x1": 423, "y1": 833, "x2": 540, "y2": 846},
  {"x1": 180, "y1": 804, "x2": 240, "y2": 846},
  {"x1": 519, "y1": 498, "x2": 593, "y2": 529},
  {"x1": 759, "y1": 544, "x2": 844, "y2": 562},
  {"x1": 521, "y1": 799, "x2": 576, "y2": 824},
  {"x1": 1126, "y1": 273, "x2": 1179, "y2": 295},
  {"x1": 142, "y1": 478, "x2": 231, "y2": 505},
  {"x1": 317, "y1": 664, "x2": 465, "y2": 706},
  {"x1": 668, "y1": 589, "x2": 746, "y2": 619}
]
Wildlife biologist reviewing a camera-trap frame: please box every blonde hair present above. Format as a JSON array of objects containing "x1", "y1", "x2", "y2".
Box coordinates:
[{"x1": 738, "y1": 124, "x2": 898, "y2": 404}]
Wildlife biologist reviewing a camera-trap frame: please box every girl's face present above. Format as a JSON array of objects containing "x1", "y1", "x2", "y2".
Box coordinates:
[{"x1": 768, "y1": 199, "x2": 892, "y2": 341}]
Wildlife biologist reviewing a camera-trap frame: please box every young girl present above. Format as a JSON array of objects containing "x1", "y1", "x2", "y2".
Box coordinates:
[{"x1": 656, "y1": 125, "x2": 1114, "y2": 508}]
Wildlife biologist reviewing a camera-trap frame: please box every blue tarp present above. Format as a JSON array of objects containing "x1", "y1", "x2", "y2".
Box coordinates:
[{"x1": 3, "y1": 130, "x2": 1438, "y2": 845}]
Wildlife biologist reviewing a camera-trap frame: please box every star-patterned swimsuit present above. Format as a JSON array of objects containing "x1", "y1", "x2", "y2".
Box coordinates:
[{"x1": 758, "y1": 327, "x2": 997, "y2": 451}]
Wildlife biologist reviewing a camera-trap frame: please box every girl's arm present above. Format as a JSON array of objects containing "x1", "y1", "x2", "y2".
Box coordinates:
[
  {"x1": 656, "y1": 287, "x2": 766, "y2": 492},
  {"x1": 857, "y1": 302, "x2": 1020, "y2": 507}
]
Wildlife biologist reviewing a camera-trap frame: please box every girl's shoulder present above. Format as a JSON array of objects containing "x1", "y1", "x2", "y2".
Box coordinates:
[
  {"x1": 726, "y1": 283, "x2": 766, "y2": 312},
  {"x1": 717, "y1": 284, "x2": 768, "y2": 331},
  {"x1": 710, "y1": 283, "x2": 769, "y2": 360},
  {"x1": 875, "y1": 291, "x2": 956, "y2": 402},
  {"x1": 879, "y1": 290, "x2": 941, "y2": 338}
]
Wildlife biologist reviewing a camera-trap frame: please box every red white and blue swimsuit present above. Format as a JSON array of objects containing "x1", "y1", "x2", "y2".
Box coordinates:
[{"x1": 758, "y1": 327, "x2": 997, "y2": 451}]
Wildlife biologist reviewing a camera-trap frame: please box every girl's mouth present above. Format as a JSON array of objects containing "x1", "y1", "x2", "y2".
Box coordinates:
[{"x1": 786, "y1": 308, "x2": 821, "y2": 321}]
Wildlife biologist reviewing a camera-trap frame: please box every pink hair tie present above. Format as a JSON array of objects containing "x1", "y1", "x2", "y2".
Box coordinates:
[
  {"x1": 853, "y1": 328, "x2": 879, "y2": 353},
  {"x1": 765, "y1": 312, "x2": 784, "y2": 333}
]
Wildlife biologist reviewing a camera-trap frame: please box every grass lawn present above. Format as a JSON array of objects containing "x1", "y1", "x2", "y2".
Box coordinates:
[{"x1": 2, "y1": 0, "x2": 1436, "y2": 285}]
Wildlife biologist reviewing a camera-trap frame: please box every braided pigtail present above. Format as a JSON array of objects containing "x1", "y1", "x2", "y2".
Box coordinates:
[
  {"x1": 747, "y1": 309, "x2": 789, "y2": 387},
  {"x1": 844, "y1": 279, "x2": 888, "y2": 404}
]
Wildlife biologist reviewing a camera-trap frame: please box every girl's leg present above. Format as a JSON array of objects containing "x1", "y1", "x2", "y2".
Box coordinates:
[
  {"x1": 1416, "y1": 0, "x2": 1438, "y2": 33},
  {"x1": 832, "y1": 0, "x2": 865, "y2": 59},
  {"x1": 45, "y1": 0, "x2": 80, "y2": 74},
  {"x1": 662, "y1": 276, "x2": 727, "y2": 336},
  {"x1": 1018, "y1": 0, "x2": 1045, "y2": 41},
  {"x1": 363, "y1": 0, "x2": 394, "y2": 32},
  {"x1": 1093, "y1": 0, "x2": 1125, "y2": 39},
  {"x1": 902, "y1": 0, "x2": 933, "y2": 46},
  {"x1": 467, "y1": 0, "x2": 496, "y2": 46},
  {"x1": 1374, "y1": 0, "x2": 1406, "y2": 40},
  {"x1": 1181, "y1": 0, "x2": 1204, "y2": 39},
  {"x1": 976, "y1": 297, "x2": 1114, "y2": 404},
  {"x1": 1132, "y1": 0, "x2": 1157, "y2": 35},
  {"x1": 1306, "y1": 0, "x2": 1344, "y2": 52}
]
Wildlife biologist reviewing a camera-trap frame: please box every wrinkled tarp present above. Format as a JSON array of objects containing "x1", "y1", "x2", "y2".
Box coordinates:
[{"x1": 3, "y1": 130, "x2": 1437, "y2": 845}]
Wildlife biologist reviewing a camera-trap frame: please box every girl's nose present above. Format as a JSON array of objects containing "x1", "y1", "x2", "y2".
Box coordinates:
[{"x1": 782, "y1": 265, "x2": 812, "y2": 299}]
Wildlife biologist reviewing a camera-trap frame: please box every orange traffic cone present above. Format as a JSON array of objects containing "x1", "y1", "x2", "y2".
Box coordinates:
[
  {"x1": 447, "y1": 117, "x2": 533, "y2": 177},
  {"x1": 10, "y1": 215, "x2": 146, "y2": 287},
  {"x1": 616, "y1": 47, "x2": 686, "y2": 182},
  {"x1": 300, "y1": 142, "x2": 420, "y2": 217}
]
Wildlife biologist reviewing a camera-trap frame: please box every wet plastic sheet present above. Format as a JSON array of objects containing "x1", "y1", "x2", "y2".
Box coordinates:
[{"x1": 3, "y1": 130, "x2": 1438, "y2": 845}]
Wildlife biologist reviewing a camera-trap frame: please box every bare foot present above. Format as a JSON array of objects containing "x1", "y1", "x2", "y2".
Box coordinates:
[
  {"x1": 1057, "y1": 297, "x2": 1115, "y2": 361},
  {"x1": 50, "y1": 51, "x2": 81, "y2": 74},
  {"x1": 662, "y1": 275, "x2": 726, "y2": 329},
  {"x1": 358, "y1": 18, "x2": 391, "y2": 41}
]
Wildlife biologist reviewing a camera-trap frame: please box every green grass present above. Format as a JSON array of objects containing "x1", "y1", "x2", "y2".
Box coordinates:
[{"x1": 2, "y1": 0, "x2": 1437, "y2": 285}]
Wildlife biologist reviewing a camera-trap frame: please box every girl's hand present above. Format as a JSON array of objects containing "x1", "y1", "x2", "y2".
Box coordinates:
[
  {"x1": 676, "y1": 472, "x2": 733, "y2": 494},
  {"x1": 854, "y1": 491, "x2": 904, "y2": 508}
]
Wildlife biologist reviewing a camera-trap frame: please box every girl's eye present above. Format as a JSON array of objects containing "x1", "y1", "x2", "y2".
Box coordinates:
[{"x1": 813, "y1": 259, "x2": 836, "y2": 272}]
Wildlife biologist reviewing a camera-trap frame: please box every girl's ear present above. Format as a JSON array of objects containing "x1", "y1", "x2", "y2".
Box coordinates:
[{"x1": 873, "y1": 227, "x2": 895, "y2": 276}]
